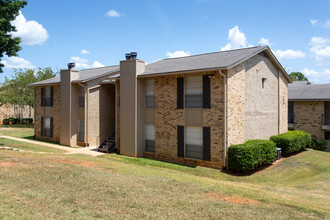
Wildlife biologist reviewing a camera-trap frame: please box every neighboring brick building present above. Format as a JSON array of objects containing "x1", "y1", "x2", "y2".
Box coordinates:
[
  {"x1": 288, "y1": 81, "x2": 330, "y2": 141},
  {"x1": 31, "y1": 46, "x2": 290, "y2": 169}
]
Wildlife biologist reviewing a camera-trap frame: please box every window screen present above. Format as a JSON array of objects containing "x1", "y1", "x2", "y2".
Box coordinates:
[
  {"x1": 78, "y1": 120, "x2": 84, "y2": 142},
  {"x1": 45, "y1": 87, "x2": 51, "y2": 106},
  {"x1": 145, "y1": 79, "x2": 155, "y2": 108},
  {"x1": 44, "y1": 118, "x2": 51, "y2": 137},
  {"x1": 186, "y1": 126, "x2": 203, "y2": 159},
  {"x1": 185, "y1": 75, "x2": 203, "y2": 108},
  {"x1": 79, "y1": 86, "x2": 85, "y2": 107},
  {"x1": 145, "y1": 124, "x2": 155, "y2": 153},
  {"x1": 288, "y1": 101, "x2": 294, "y2": 123}
]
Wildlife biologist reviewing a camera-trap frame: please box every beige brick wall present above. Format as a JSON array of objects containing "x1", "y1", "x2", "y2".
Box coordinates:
[
  {"x1": 279, "y1": 72, "x2": 289, "y2": 134},
  {"x1": 145, "y1": 71, "x2": 224, "y2": 169},
  {"x1": 35, "y1": 85, "x2": 61, "y2": 143},
  {"x1": 294, "y1": 101, "x2": 324, "y2": 139},
  {"x1": 227, "y1": 63, "x2": 245, "y2": 146}
]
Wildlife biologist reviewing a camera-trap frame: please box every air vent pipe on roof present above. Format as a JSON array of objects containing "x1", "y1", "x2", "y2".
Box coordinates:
[
  {"x1": 125, "y1": 52, "x2": 138, "y2": 60},
  {"x1": 67, "y1": 62, "x2": 75, "y2": 69}
]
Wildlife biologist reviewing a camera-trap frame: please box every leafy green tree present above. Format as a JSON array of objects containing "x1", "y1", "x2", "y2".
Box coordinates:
[
  {"x1": 0, "y1": 68, "x2": 58, "y2": 107},
  {"x1": 0, "y1": 0, "x2": 27, "y2": 73},
  {"x1": 289, "y1": 72, "x2": 308, "y2": 82}
]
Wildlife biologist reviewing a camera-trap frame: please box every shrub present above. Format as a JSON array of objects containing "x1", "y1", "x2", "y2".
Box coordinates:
[
  {"x1": 228, "y1": 139, "x2": 277, "y2": 172},
  {"x1": 311, "y1": 138, "x2": 326, "y2": 151},
  {"x1": 23, "y1": 118, "x2": 33, "y2": 124},
  {"x1": 270, "y1": 130, "x2": 312, "y2": 155},
  {"x1": 2, "y1": 118, "x2": 9, "y2": 125}
]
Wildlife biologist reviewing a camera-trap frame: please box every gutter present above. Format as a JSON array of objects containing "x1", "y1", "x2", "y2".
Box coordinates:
[
  {"x1": 218, "y1": 70, "x2": 227, "y2": 169},
  {"x1": 79, "y1": 82, "x2": 88, "y2": 147}
]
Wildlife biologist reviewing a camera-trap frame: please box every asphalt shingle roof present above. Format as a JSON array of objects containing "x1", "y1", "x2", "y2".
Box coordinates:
[
  {"x1": 289, "y1": 82, "x2": 330, "y2": 101},
  {"x1": 30, "y1": 65, "x2": 119, "y2": 86},
  {"x1": 141, "y1": 46, "x2": 268, "y2": 76}
]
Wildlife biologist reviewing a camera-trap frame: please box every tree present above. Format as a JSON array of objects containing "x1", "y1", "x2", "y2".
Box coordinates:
[
  {"x1": 0, "y1": 0, "x2": 27, "y2": 73},
  {"x1": 289, "y1": 72, "x2": 308, "y2": 82},
  {"x1": 0, "y1": 68, "x2": 58, "y2": 108}
]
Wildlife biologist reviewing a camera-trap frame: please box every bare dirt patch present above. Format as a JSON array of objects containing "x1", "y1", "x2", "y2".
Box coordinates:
[
  {"x1": 57, "y1": 160, "x2": 99, "y2": 168},
  {"x1": 0, "y1": 162, "x2": 13, "y2": 167},
  {"x1": 206, "y1": 192, "x2": 261, "y2": 204}
]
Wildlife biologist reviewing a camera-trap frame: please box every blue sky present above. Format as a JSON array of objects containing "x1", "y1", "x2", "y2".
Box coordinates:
[{"x1": 1, "y1": 0, "x2": 330, "y2": 83}]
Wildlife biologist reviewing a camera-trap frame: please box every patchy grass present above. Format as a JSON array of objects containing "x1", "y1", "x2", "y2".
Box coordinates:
[
  {"x1": 0, "y1": 127, "x2": 34, "y2": 139},
  {"x1": 0, "y1": 123, "x2": 34, "y2": 128},
  {"x1": 0, "y1": 143, "x2": 328, "y2": 219},
  {"x1": 0, "y1": 138, "x2": 64, "y2": 153}
]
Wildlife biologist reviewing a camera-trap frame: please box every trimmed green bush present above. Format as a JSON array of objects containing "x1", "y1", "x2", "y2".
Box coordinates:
[
  {"x1": 228, "y1": 139, "x2": 277, "y2": 172},
  {"x1": 2, "y1": 118, "x2": 9, "y2": 125},
  {"x1": 270, "y1": 130, "x2": 312, "y2": 155},
  {"x1": 311, "y1": 139, "x2": 326, "y2": 151},
  {"x1": 22, "y1": 118, "x2": 33, "y2": 124}
]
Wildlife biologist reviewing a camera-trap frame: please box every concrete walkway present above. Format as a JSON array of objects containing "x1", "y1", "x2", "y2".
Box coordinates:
[{"x1": 0, "y1": 135, "x2": 104, "y2": 157}]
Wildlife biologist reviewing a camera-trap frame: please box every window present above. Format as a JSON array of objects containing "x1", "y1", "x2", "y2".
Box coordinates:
[
  {"x1": 79, "y1": 86, "x2": 85, "y2": 107},
  {"x1": 185, "y1": 75, "x2": 203, "y2": 108},
  {"x1": 145, "y1": 79, "x2": 155, "y2": 108},
  {"x1": 41, "y1": 86, "x2": 53, "y2": 107},
  {"x1": 185, "y1": 126, "x2": 203, "y2": 159},
  {"x1": 288, "y1": 101, "x2": 294, "y2": 123},
  {"x1": 41, "y1": 117, "x2": 53, "y2": 137},
  {"x1": 145, "y1": 124, "x2": 155, "y2": 153},
  {"x1": 78, "y1": 120, "x2": 84, "y2": 143},
  {"x1": 325, "y1": 132, "x2": 330, "y2": 140}
]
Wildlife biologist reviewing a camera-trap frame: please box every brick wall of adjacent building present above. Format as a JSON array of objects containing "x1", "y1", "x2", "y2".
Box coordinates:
[
  {"x1": 35, "y1": 85, "x2": 61, "y2": 143},
  {"x1": 0, "y1": 104, "x2": 33, "y2": 125},
  {"x1": 145, "y1": 71, "x2": 225, "y2": 169},
  {"x1": 293, "y1": 101, "x2": 324, "y2": 139}
]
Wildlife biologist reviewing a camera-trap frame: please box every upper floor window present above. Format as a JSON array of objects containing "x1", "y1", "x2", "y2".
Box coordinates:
[
  {"x1": 41, "y1": 86, "x2": 53, "y2": 107},
  {"x1": 185, "y1": 75, "x2": 203, "y2": 108},
  {"x1": 145, "y1": 79, "x2": 155, "y2": 108},
  {"x1": 79, "y1": 86, "x2": 85, "y2": 107}
]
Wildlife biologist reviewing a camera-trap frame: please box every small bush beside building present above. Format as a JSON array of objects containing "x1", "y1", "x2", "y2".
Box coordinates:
[
  {"x1": 270, "y1": 130, "x2": 312, "y2": 155},
  {"x1": 228, "y1": 140, "x2": 277, "y2": 172}
]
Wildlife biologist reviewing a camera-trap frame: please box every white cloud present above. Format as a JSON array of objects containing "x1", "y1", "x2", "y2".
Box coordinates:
[
  {"x1": 258, "y1": 37, "x2": 272, "y2": 46},
  {"x1": 92, "y1": 61, "x2": 105, "y2": 68},
  {"x1": 166, "y1": 50, "x2": 191, "y2": 58},
  {"x1": 309, "y1": 36, "x2": 330, "y2": 64},
  {"x1": 324, "y1": 20, "x2": 330, "y2": 28},
  {"x1": 221, "y1": 26, "x2": 247, "y2": 51},
  {"x1": 311, "y1": 19, "x2": 318, "y2": 26},
  {"x1": 106, "y1": 10, "x2": 121, "y2": 17},
  {"x1": 81, "y1": 49, "x2": 90, "y2": 55},
  {"x1": 11, "y1": 11, "x2": 48, "y2": 46},
  {"x1": 70, "y1": 57, "x2": 89, "y2": 68},
  {"x1": 301, "y1": 68, "x2": 330, "y2": 83},
  {"x1": 1, "y1": 56, "x2": 35, "y2": 69},
  {"x1": 70, "y1": 57, "x2": 105, "y2": 69},
  {"x1": 273, "y1": 49, "x2": 305, "y2": 60}
]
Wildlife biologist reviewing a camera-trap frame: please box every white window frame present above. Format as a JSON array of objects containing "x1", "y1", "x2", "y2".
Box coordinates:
[
  {"x1": 145, "y1": 79, "x2": 155, "y2": 108},
  {"x1": 185, "y1": 75, "x2": 203, "y2": 108},
  {"x1": 185, "y1": 126, "x2": 203, "y2": 160},
  {"x1": 145, "y1": 124, "x2": 155, "y2": 153}
]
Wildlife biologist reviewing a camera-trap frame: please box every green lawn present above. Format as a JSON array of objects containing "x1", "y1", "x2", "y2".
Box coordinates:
[
  {"x1": 0, "y1": 127, "x2": 34, "y2": 139},
  {"x1": 0, "y1": 123, "x2": 34, "y2": 128},
  {"x1": 0, "y1": 137, "x2": 329, "y2": 219}
]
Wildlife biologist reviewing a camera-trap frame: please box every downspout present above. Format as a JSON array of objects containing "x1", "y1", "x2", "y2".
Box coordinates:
[
  {"x1": 79, "y1": 82, "x2": 88, "y2": 147},
  {"x1": 218, "y1": 70, "x2": 227, "y2": 169}
]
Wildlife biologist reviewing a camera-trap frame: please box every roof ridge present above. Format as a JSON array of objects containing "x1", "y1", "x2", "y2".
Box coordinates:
[
  {"x1": 80, "y1": 65, "x2": 119, "y2": 71},
  {"x1": 160, "y1": 46, "x2": 266, "y2": 61}
]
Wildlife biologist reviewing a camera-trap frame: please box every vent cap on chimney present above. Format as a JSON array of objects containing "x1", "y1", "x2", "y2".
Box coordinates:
[
  {"x1": 130, "y1": 52, "x2": 137, "y2": 59},
  {"x1": 125, "y1": 53, "x2": 131, "y2": 60},
  {"x1": 68, "y1": 62, "x2": 75, "y2": 69}
]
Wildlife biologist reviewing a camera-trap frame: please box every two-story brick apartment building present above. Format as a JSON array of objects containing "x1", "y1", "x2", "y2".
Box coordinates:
[{"x1": 31, "y1": 46, "x2": 290, "y2": 169}]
